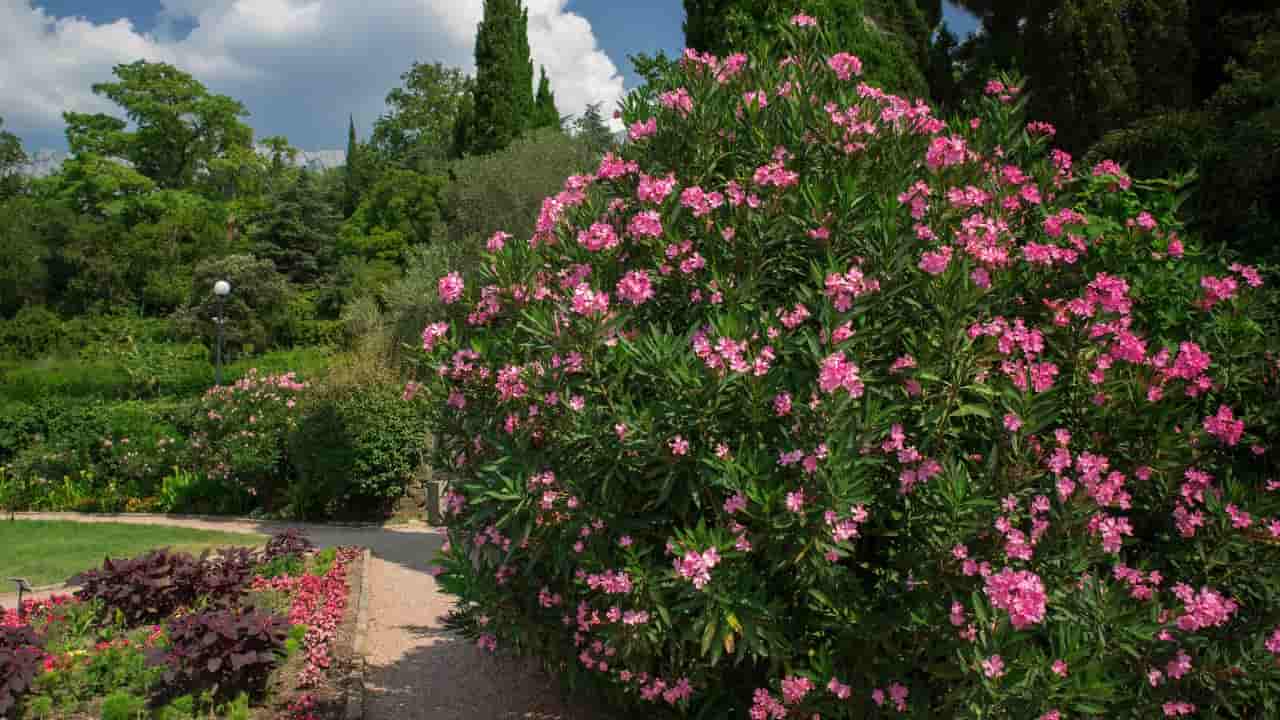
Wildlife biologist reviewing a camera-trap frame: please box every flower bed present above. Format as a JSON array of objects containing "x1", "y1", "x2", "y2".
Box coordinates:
[{"x1": 0, "y1": 532, "x2": 363, "y2": 719}]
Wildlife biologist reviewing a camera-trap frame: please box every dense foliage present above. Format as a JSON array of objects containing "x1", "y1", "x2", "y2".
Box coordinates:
[
  {"x1": 949, "y1": 1, "x2": 1280, "y2": 259},
  {"x1": 684, "y1": 0, "x2": 937, "y2": 97},
  {"x1": 74, "y1": 547, "x2": 257, "y2": 625},
  {"x1": 149, "y1": 608, "x2": 289, "y2": 700},
  {"x1": 419, "y1": 21, "x2": 1280, "y2": 719}
]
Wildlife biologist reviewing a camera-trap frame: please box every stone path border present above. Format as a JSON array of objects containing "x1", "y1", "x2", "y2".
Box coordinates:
[{"x1": 346, "y1": 547, "x2": 373, "y2": 720}]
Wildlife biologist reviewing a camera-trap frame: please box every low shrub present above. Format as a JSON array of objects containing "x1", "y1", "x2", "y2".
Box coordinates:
[
  {"x1": 184, "y1": 369, "x2": 308, "y2": 509},
  {"x1": 75, "y1": 550, "x2": 202, "y2": 625},
  {"x1": 0, "y1": 625, "x2": 45, "y2": 716},
  {"x1": 148, "y1": 608, "x2": 288, "y2": 700},
  {"x1": 99, "y1": 690, "x2": 147, "y2": 720},
  {"x1": 287, "y1": 379, "x2": 429, "y2": 519},
  {"x1": 75, "y1": 548, "x2": 257, "y2": 625},
  {"x1": 419, "y1": 22, "x2": 1280, "y2": 720},
  {"x1": 261, "y1": 529, "x2": 315, "y2": 562}
]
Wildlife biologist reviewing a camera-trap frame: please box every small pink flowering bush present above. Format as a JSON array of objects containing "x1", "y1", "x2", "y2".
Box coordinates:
[
  {"x1": 418, "y1": 23, "x2": 1280, "y2": 719},
  {"x1": 186, "y1": 369, "x2": 309, "y2": 507}
]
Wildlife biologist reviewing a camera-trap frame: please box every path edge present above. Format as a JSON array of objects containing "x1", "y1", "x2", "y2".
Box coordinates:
[{"x1": 345, "y1": 548, "x2": 373, "y2": 720}]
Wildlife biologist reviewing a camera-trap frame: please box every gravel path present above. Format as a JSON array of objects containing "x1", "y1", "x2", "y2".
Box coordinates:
[{"x1": 2, "y1": 512, "x2": 595, "y2": 720}]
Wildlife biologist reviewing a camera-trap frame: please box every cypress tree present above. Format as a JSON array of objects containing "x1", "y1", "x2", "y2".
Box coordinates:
[
  {"x1": 515, "y1": 3, "x2": 535, "y2": 131},
  {"x1": 532, "y1": 66, "x2": 561, "y2": 130},
  {"x1": 343, "y1": 115, "x2": 361, "y2": 218},
  {"x1": 468, "y1": 0, "x2": 535, "y2": 155}
]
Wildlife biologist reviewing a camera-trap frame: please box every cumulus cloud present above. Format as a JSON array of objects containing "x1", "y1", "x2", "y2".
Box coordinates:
[{"x1": 0, "y1": 0, "x2": 625, "y2": 149}]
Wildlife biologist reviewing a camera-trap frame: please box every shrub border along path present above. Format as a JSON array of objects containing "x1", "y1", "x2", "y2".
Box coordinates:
[{"x1": 2, "y1": 513, "x2": 596, "y2": 720}]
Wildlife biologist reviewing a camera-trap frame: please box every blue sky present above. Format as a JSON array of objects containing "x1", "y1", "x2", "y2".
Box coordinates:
[{"x1": 5, "y1": 1, "x2": 978, "y2": 151}]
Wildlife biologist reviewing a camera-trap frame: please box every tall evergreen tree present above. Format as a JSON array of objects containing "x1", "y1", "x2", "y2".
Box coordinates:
[
  {"x1": 532, "y1": 66, "x2": 561, "y2": 130},
  {"x1": 468, "y1": 0, "x2": 536, "y2": 155},
  {"x1": 343, "y1": 116, "x2": 361, "y2": 217},
  {"x1": 514, "y1": 4, "x2": 535, "y2": 131}
]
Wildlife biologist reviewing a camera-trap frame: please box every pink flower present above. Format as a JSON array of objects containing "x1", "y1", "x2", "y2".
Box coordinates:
[
  {"x1": 818, "y1": 352, "x2": 864, "y2": 397},
  {"x1": 926, "y1": 135, "x2": 968, "y2": 170},
  {"x1": 571, "y1": 283, "x2": 610, "y2": 317},
  {"x1": 578, "y1": 223, "x2": 620, "y2": 252},
  {"x1": 1203, "y1": 404, "x2": 1244, "y2": 446},
  {"x1": 1173, "y1": 584, "x2": 1239, "y2": 632},
  {"x1": 628, "y1": 210, "x2": 664, "y2": 238},
  {"x1": 628, "y1": 117, "x2": 657, "y2": 141},
  {"x1": 772, "y1": 392, "x2": 793, "y2": 416},
  {"x1": 421, "y1": 321, "x2": 449, "y2": 352},
  {"x1": 790, "y1": 13, "x2": 818, "y2": 27},
  {"x1": 1051, "y1": 659, "x2": 1068, "y2": 677},
  {"x1": 1265, "y1": 627, "x2": 1280, "y2": 656},
  {"x1": 674, "y1": 547, "x2": 720, "y2": 589},
  {"x1": 982, "y1": 654, "x2": 1006, "y2": 679},
  {"x1": 826, "y1": 53, "x2": 863, "y2": 81},
  {"x1": 659, "y1": 87, "x2": 694, "y2": 118},
  {"x1": 1003, "y1": 413, "x2": 1022, "y2": 432},
  {"x1": 785, "y1": 489, "x2": 806, "y2": 513},
  {"x1": 438, "y1": 272, "x2": 464, "y2": 304},
  {"x1": 487, "y1": 231, "x2": 511, "y2": 252},
  {"x1": 724, "y1": 493, "x2": 747, "y2": 515},
  {"x1": 826, "y1": 677, "x2": 851, "y2": 699},
  {"x1": 1092, "y1": 159, "x2": 1132, "y2": 190},
  {"x1": 1163, "y1": 701, "x2": 1196, "y2": 717},
  {"x1": 919, "y1": 246, "x2": 953, "y2": 275},
  {"x1": 984, "y1": 568, "x2": 1048, "y2": 629},
  {"x1": 616, "y1": 270, "x2": 655, "y2": 305},
  {"x1": 669, "y1": 435, "x2": 690, "y2": 456},
  {"x1": 780, "y1": 676, "x2": 814, "y2": 705}
]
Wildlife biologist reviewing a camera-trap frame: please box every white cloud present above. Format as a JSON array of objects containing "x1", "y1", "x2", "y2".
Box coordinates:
[{"x1": 0, "y1": 0, "x2": 625, "y2": 150}]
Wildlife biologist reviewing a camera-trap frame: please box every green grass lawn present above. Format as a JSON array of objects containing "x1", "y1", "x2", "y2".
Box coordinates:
[{"x1": 0, "y1": 520, "x2": 267, "y2": 587}]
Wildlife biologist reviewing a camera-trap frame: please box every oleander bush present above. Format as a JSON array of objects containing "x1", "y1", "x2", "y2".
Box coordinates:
[{"x1": 418, "y1": 17, "x2": 1280, "y2": 719}]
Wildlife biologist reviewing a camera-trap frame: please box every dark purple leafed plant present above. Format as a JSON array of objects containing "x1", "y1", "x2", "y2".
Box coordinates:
[
  {"x1": 147, "y1": 607, "x2": 288, "y2": 699},
  {"x1": 0, "y1": 624, "x2": 45, "y2": 715}
]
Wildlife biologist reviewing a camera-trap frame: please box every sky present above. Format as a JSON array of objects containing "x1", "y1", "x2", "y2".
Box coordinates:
[{"x1": 1, "y1": 1, "x2": 980, "y2": 152}]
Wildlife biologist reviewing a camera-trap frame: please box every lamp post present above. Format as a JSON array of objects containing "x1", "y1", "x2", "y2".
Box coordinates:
[{"x1": 213, "y1": 280, "x2": 231, "y2": 386}]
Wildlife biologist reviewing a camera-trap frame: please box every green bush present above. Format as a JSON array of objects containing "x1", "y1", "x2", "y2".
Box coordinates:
[
  {"x1": 443, "y1": 128, "x2": 599, "y2": 247},
  {"x1": 99, "y1": 691, "x2": 146, "y2": 720},
  {"x1": 288, "y1": 376, "x2": 430, "y2": 519},
  {"x1": 0, "y1": 305, "x2": 63, "y2": 358}
]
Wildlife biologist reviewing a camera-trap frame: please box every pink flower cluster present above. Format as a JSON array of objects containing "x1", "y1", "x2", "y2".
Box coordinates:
[
  {"x1": 252, "y1": 547, "x2": 361, "y2": 688},
  {"x1": 824, "y1": 265, "x2": 880, "y2": 310},
  {"x1": 438, "y1": 272, "x2": 464, "y2": 304},
  {"x1": 1171, "y1": 584, "x2": 1238, "y2": 633},
  {"x1": 826, "y1": 53, "x2": 863, "y2": 81},
  {"x1": 1203, "y1": 404, "x2": 1245, "y2": 446},
  {"x1": 984, "y1": 568, "x2": 1048, "y2": 630},
  {"x1": 674, "y1": 546, "x2": 721, "y2": 590}
]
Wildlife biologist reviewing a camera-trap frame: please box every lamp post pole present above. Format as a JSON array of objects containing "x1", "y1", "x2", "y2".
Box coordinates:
[{"x1": 213, "y1": 280, "x2": 232, "y2": 386}]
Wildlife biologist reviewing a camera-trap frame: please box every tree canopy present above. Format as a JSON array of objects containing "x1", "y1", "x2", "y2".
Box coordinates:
[{"x1": 63, "y1": 60, "x2": 254, "y2": 190}]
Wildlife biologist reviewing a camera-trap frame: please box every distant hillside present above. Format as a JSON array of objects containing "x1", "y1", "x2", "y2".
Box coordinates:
[{"x1": 18, "y1": 147, "x2": 347, "y2": 178}]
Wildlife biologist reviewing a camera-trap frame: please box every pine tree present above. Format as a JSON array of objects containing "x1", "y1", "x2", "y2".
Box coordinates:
[
  {"x1": 532, "y1": 66, "x2": 561, "y2": 130},
  {"x1": 468, "y1": 0, "x2": 535, "y2": 155},
  {"x1": 343, "y1": 116, "x2": 361, "y2": 218}
]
